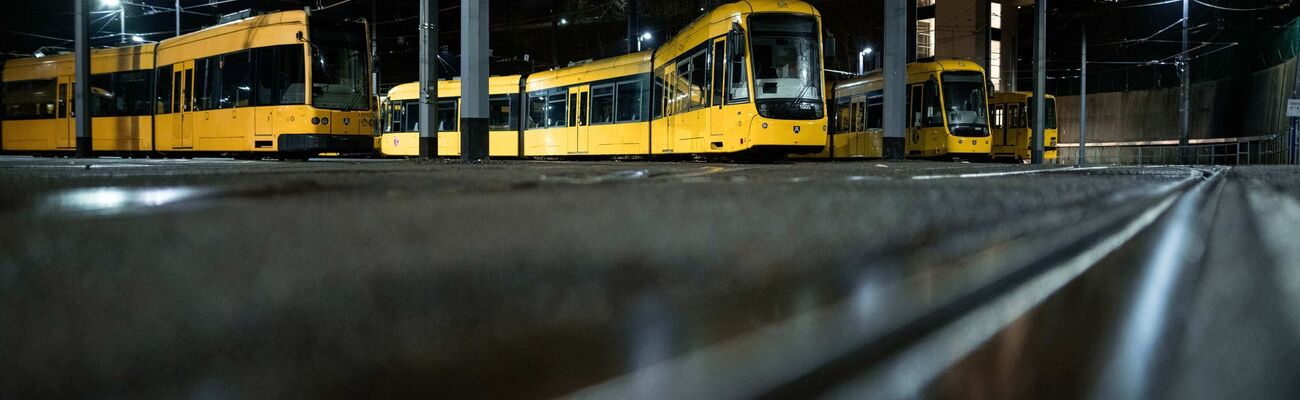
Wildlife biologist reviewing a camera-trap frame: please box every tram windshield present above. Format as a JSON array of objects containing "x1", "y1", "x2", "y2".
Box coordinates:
[
  {"x1": 749, "y1": 14, "x2": 824, "y2": 120},
  {"x1": 310, "y1": 18, "x2": 370, "y2": 111},
  {"x1": 940, "y1": 72, "x2": 989, "y2": 136}
]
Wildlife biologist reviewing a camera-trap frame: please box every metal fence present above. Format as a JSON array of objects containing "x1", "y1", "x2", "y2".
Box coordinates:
[{"x1": 1054, "y1": 132, "x2": 1297, "y2": 165}]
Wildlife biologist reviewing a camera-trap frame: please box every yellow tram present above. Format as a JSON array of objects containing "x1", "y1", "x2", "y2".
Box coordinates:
[
  {"x1": 990, "y1": 91, "x2": 1058, "y2": 161},
  {"x1": 380, "y1": 0, "x2": 829, "y2": 160},
  {"x1": 814, "y1": 60, "x2": 993, "y2": 159},
  {"x1": 1, "y1": 10, "x2": 375, "y2": 157}
]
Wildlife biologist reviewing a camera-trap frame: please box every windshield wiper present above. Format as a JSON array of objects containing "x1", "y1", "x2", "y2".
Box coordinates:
[
  {"x1": 787, "y1": 81, "x2": 812, "y2": 108},
  {"x1": 342, "y1": 83, "x2": 367, "y2": 112}
]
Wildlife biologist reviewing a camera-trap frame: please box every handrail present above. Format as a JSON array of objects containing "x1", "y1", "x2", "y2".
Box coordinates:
[
  {"x1": 1054, "y1": 131, "x2": 1294, "y2": 165},
  {"x1": 1057, "y1": 134, "x2": 1278, "y2": 148}
]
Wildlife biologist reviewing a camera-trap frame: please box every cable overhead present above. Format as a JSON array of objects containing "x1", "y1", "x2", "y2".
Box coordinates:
[{"x1": 1193, "y1": 0, "x2": 1292, "y2": 12}]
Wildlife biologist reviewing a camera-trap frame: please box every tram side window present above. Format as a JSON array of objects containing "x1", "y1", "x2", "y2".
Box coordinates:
[
  {"x1": 116, "y1": 71, "x2": 152, "y2": 116},
  {"x1": 156, "y1": 65, "x2": 173, "y2": 114},
  {"x1": 675, "y1": 59, "x2": 691, "y2": 114},
  {"x1": 253, "y1": 45, "x2": 307, "y2": 106},
  {"x1": 1045, "y1": 98, "x2": 1058, "y2": 130},
  {"x1": 923, "y1": 80, "x2": 943, "y2": 127},
  {"x1": 402, "y1": 100, "x2": 419, "y2": 131},
  {"x1": 855, "y1": 101, "x2": 866, "y2": 131},
  {"x1": 568, "y1": 93, "x2": 578, "y2": 127},
  {"x1": 193, "y1": 58, "x2": 212, "y2": 111},
  {"x1": 1, "y1": 80, "x2": 58, "y2": 120},
  {"x1": 652, "y1": 73, "x2": 665, "y2": 119},
  {"x1": 687, "y1": 48, "x2": 709, "y2": 109},
  {"x1": 385, "y1": 102, "x2": 401, "y2": 132},
  {"x1": 908, "y1": 85, "x2": 921, "y2": 128},
  {"x1": 89, "y1": 74, "x2": 114, "y2": 116},
  {"x1": 90, "y1": 71, "x2": 151, "y2": 117},
  {"x1": 489, "y1": 95, "x2": 514, "y2": 131},
  {"x1": 834, "y1": 98, "x2": 851, "y2": 133},
  {"x1": 866, "y1": 95, "x2": 883, "y2": 129},
  {"x1": 1010, "y1": 104, "x2": 1025, "y2": 128},
  {"x1": 528, "y1": 93, "x2": 546, "y2": 129},
  {"x1": 546, "y1": 93, "x2": 567, "y2": 128},
  {"x1": 992, "y1": 105, "x2": 1005, "y2": 129},
  {"x1": 591, "y1": 85, "x2": 614, "y2": 125},
  {"x1": 34, "y1": 80, "x2": 57, "y2": 119},
  {"x1": 217, "y1": 51, "x2": 253, "y2": 109},
  {"x1": 727, "y1": 36, "x2": 749, "y2": 104},
  {"x1": 437, "y1": 99, "x2": 457, "y2": 132},
  {"x1": 616, "y1": 80, "x2": 643, "y2": 122},
  {"x1": 712, "y1": 41, "x2": 725, "y2": 106}
]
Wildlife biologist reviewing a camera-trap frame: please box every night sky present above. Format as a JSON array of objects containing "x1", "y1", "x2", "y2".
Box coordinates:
[{"x1": 2, "y1": 0, "x2": 1296, "y2": 93}]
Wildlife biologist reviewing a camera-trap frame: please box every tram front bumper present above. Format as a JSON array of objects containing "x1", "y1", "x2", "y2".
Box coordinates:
[{"x1": 278, "y1": 134, "x2": 374, "y2": 155}]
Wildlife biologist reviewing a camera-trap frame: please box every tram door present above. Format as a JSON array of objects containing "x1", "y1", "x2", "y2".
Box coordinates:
[
  {"x1": 663, "y1": 65, "x2": 676, "y2": 153},
  {"x1": 172, "y1": 60, "x2": 195, "y2": 148},
  {"x1": 993, "y1": 103, "x2": 1007, "y2": 147},
  {"x1": 709, "y1": 38, "x2": 727, "y2": 142},
  {"x1": 851, "y1": 97, "x2": 866, "y2": 156},
  {"x1": 55, "y1": 76, "x2": 73, "y2": 148},
  {"x1": 1008, "y1": 103, "x2": 1022, "y2": 153},
  {"x1": 908, "y1": 84, "x2": 922, "y2": 153},
  {"x1": 568, "y1": 86, "x2": 589, "y2": 154}
]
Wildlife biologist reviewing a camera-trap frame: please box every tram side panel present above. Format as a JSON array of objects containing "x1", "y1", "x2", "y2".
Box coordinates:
[{"x1": 376, "y1": 0, "x2": 830, "y2": 159}]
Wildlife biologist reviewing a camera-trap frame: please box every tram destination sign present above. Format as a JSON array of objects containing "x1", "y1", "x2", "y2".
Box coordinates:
[{"x1": 1288, "y1": 99, "x2": 1300, "y2": 117}]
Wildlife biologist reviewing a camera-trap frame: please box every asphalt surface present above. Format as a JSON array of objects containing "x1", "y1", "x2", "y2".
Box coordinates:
[{"x1": 0, "y1": 156, "x2": 1297, "y2": 399}]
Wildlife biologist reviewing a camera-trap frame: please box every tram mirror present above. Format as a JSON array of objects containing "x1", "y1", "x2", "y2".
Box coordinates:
[
  {"x1": 296, "y1": 31, "x2": 304, "y2": 41},
  {"x1": 988, "y1": 81, "x2": 995, "y2": 99},
  {"x1": 824, "y1": 34, "x2": 837, "y2": 58}
]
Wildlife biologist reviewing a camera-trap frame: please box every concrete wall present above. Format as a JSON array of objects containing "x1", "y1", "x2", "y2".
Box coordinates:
[
  {"x1": 1057, "y1": 58, "x2": 1297, "y2": 143},
  {"x1": 934, "y1": 1, "x2": 983, "y2": 62},
  {"x1": 929, "y1": 0, "x2": 1020, "y2": 92}
]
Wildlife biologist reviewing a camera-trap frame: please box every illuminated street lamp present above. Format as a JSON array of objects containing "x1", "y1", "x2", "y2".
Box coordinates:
[
  {"x1": 858, "y1": 47, "x2": 873, "y2": 75},
  {"x1": 638, "y1": 32, "x2": 652, "y2": 51},
  {"x1": 101, "y1": 0, "x2": 127, "y2": 44}
]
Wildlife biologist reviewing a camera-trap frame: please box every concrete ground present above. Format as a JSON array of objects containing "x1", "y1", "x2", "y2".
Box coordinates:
[{"x1": 0, "y1": 156, "x2": 1297, "y2": 399}]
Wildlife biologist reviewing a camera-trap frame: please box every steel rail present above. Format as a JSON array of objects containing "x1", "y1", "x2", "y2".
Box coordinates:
[{"x1": 565, "y1": 167, "x2": 1222, "y2": 400}]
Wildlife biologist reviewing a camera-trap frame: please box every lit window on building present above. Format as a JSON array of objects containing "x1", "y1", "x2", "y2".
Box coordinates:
[
  {"x1": 917, "y1": 18, "x2": 935, "y2": 59},
  {"x1": 918, "y1": 0, "x2": 936, "y2": 7},
  {"x1": 990, "y1": 2, "x2": 1003, "y2": 89},
  {"x1": 991, "y1": 40, "x2": 1002, "y2": 89},
  {"x1": 991, "y1": 2, "x2": 1002, "y2": 30}
]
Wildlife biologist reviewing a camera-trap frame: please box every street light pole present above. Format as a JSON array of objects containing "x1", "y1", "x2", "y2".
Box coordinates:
[
  {"x1": 176, "y1": 0, "x2": 181, "y2": 37},
  {"x1": 1031, "y1": 0, "x2": 1046, "y2": 165},
  {"x1": 460, "y1": 0, "x2": 490, "y2": 161},
  {"x1": 119, "y1": 5, "x2": 126, "y2": 43},
  {"x1": 76, "y1": 0, "x2": 94, "y2": 158},
  {"x1": 858, "y1": 48, "x2": 872, "y2": 75},
  {"x1": 419, "y1": 0, "x2": 439, "y2": 159},
  {"x1": 1179, "y1": 0, "x2": 1191, "y2": 164},
  {"x1": 1080, "y1": 24, "x2": 1087, "y2": 165},
  {"x1": 883, "y1": 0, "x2": 906, "y2": 160}
]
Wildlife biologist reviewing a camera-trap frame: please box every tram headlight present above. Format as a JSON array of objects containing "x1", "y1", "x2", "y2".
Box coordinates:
[
  {"x1": 321, "y1": 118, "x2": 330, "y2": 125},
  {"x1": 311, "y1": 117, "x2": 321, "y2": 125}
]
